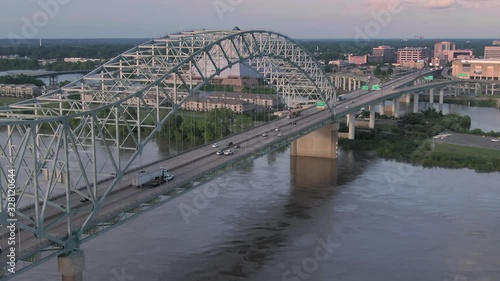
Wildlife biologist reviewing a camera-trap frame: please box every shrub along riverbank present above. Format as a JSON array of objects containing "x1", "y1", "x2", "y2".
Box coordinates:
[{"x1": 339, "y1": 108, "x2": 500, "y2": 172}]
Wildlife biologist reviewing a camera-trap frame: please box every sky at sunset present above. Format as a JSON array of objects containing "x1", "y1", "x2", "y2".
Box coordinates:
[{"x1": 1, "y1": 0, "x2": 499, "y2": 39}]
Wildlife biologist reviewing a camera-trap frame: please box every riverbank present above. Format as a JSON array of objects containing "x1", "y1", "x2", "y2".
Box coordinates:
[
  {"x1": 419, "y1": 94, "x2": 500, "y2": 108},
  {"x1": 339, "y1": 109, "x2": 500, "y2": 172}
]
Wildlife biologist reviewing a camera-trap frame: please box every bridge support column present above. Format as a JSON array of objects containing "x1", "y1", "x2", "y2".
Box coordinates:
[
  {"x1": 58, "y1": 250, "x2": 85, "y2": 281},
  {"x1": 291, "y1": 123, "x2": 338, "y2": 159},
  {"x1": 358, "y1": 80, "x2": 361, "y2": 90},
  {"x1": 369, "y1": 105, "x2": 376, "y2": 129},
  {"x1": 348, "y1": 78, "x2": 352, "y2": 91},
  {"x1": 342, "y1": 77, "x2": 346, "y2": 90},
  {"x1": 379, "y1": 100, "x2": 385, "y2": 115},
  {"x1": 392, "y1": 97, "x2": 400, "y2": 118},
  {"x1": 429, "y1": 88, "x2": 434, "y2": 107},
  {"x1": 49, "y1": 75, "x2": 58, "y2": 86},
  {"x1": 401, "y1": 94, "x2": 411, "y2": 103},
  {"x1": 439, "y1": 89, "x2": 444, "y2": 112},
  {"x1": 413, "y1": 93, "x2": 419, "y2": 113},
  {"x1": 348, "y1": 114, "x2": 355, "y2": 140}
]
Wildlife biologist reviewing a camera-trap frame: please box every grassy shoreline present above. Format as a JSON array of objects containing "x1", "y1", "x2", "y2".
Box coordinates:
[{"x1": 339, "y1": 109, "x2": 500, "y2": 173}]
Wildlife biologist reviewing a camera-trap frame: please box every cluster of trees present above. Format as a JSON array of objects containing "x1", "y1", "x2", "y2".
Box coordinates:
[
  {"x1": 0, "y1": 59, "x2": 39, "y2": 71},
  {"x1": 373, "y1": 66, "x2": 394, "y2": 76},
  {"x1": 45, "y1": 61, "x2": 98, "y2": 71},
  {"x1": 156, "y1": 109, "x2": 258, "y2": 144},
  {"x1": 414, "y1": 146, "x2": 500, "y2": 172},
  {"x1": 0, "y1": 44, "x2": 133, "y2": 60},
  {"x1": 0, "y1": 58, "x2": 96, "y2": 72},
  {"x1": 0, "y1": 74, "x2": 45, "y2": 86}
]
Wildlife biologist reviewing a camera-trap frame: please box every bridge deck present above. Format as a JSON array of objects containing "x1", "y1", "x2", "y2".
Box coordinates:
[{"x1": 3, "y1": 69, "x2": 459, "y2": 277}]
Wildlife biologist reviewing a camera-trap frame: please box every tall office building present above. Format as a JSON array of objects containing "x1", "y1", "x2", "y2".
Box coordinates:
[
  {"x1": 434, "y1": 41, "x2": 456, "y2": 60},
  {"x1": 484, "y1": 46, "x2": 500, "y2": 59},
  {"x1": 397, "y1": 47, "x2": 432, "y2": 63},
  {"x1": 372, "y1": 46, "x2": 397, "y2": 63}
]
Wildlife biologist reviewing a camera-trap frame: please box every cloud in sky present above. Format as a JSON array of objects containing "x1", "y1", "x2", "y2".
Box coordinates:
[
  {"x1": 0, "y1": 0, "x2": 498, "y2": 38},
  {"x1": 366, "y1": 0, "x2": 498, "y2": 10}
]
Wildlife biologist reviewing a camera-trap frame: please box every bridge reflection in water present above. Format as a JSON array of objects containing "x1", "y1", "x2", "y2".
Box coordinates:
[{"x1": 290, "y1": 156, "x2": 338, "y2": 188}]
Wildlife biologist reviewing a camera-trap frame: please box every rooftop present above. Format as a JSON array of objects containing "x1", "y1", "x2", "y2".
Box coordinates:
[{"x1": 458, "y1": 59, "x2": 500, "y2": 64}]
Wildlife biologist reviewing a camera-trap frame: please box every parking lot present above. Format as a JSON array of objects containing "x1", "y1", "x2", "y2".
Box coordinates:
[{"x1": 434, "y1": 132, "x2": 500, "y2": 151}]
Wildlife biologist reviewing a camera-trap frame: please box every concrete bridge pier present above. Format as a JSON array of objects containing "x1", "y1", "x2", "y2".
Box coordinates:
[
  {"x1": 379, "y1": 100, "x2": 386, "y2": 115},
  {"x1": 429, "y1": 88, "x2": 434, "y2": 107},
  {"x1": 58, "y1": 250, "x2": 85, "y2": 281},
  {"x1": 413, "y1": 93, "x2": 420, "y2": 113},
  {"x1": 392, "y1": 97, "x2": 400, "y2": 118},
  {"x1": 348, "y1": 78, "x2": 352, "y2": 91},
  {"x1": 439, "y1": 89, "x2": 444, "y2": 112},
  {"x1": 347, "y1": 114, "x2": 355, "y2": 139},
  {"x1": 291, "y1": 123, "x2": 339, "y2": 159},
  {"x1": 369, "y1": 105, "x2": 376, "y2": 129},
  {"x1": 401, "y1": 94, "x2": 411, "y2": 103}
]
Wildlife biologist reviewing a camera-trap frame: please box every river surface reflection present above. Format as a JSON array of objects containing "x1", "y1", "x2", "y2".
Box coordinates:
[{"x1": 14, "y1": 147, "x2": 500, "y2": 281}]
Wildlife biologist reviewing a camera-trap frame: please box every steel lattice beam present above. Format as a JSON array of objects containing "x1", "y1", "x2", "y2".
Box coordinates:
[{"x1": 0, "y1": 29, "x2": 336, "y2": 263}]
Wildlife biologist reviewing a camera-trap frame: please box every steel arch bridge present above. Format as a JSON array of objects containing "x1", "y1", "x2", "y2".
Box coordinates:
[{"x1": 0, "y1": 29, "x2": 336, "y2": 275}]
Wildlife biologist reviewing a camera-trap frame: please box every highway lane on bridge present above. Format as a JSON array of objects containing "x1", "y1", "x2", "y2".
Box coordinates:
[{"x1": 0, "y1": 103, "x2": 331, "y2": 269}]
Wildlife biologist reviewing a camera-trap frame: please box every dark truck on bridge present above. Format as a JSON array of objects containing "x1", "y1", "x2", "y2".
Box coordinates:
[{"x1": 132, "y1": 167, "x2": 173, "y2": 188}]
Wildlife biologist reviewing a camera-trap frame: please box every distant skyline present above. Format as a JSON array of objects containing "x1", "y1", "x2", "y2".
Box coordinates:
[{"x1": 1, "y1": 0, "x2": 499, "y2": 39}]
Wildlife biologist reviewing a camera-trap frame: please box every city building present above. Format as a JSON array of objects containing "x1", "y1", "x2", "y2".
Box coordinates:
[
  {"x1": 493, "y1": 40, "x2": 500, "y2": 46},
  {"x1": 372, "y1": 45, "x2": 397, "y2": 63},
  {"x1": 397, "y1": 47, "x2": 432, "y2": 63},
  {"x1": 447, "y1": 49, "x2": 474, "y2": 61},
  {"x1": 181, "y1": 96, "x2": 253, "y2": 114},
  {"x1": 328, "y1": 60, "x2": 349, "y2": 67},
  {"x1": 400, "y1": 60, "x2": 427, "y2": 69},
  {"x1": 348, "y1": 54, "x2": 368, "y2": 65},
  {"x1": 63, "y1": 58, "x2": 100, "y2": 63},
  {"x1": 348, "y1": 54, "x2": 384, "y2": 65},
  {"x1": 452, "y1": 59, "x2": 500, "y2": 80},
  {"x1": 434, "y1": 41, "x2": 456, "y2": 60},
  {"x1": 484, "y1": 46, "x2": 500, "y2": 59},
  {"x1": 208, "y1": 92, "x2": 279, "y2": 109},
  {"x1": 0, "y1": 84, "x2": 41, "y2": 98}
]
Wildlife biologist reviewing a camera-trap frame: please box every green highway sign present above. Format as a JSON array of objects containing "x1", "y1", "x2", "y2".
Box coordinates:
[
  {"x1": 372, "y1": 84, "x2": 381, "y2": 90},
  {"x1": 457, "y1": 73, "x2": 467, "y2": 77},
  {"x1": 316, "y1": 101, "x2": 326, "y2": 107},
  {"x1": 424, "y1": 75, "x2": 434, "y2": 81},
  {"x1": 362, "y1": 85, "x2": 370, "y2": 90}
]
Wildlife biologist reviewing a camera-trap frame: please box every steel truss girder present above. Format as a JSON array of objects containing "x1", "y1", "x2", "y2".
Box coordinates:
[{"x1": 0, "y1": 30, "x2": 337, "y2": 270}]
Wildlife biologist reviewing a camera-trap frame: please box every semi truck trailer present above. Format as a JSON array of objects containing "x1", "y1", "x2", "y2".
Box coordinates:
[{"x1": 132, "y1": 167, "x2": 173, "y2": 188}]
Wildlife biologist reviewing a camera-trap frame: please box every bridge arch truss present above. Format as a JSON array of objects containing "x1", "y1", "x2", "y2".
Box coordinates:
[{"x1": 0, "y1": 29, "x2": 336, "y2": 274}]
